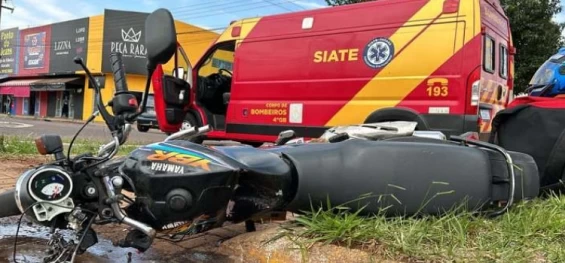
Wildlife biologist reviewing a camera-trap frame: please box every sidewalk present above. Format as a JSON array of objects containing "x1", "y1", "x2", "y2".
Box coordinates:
[{"x1": 0, "y1": 113, "x2": 87, "y2": 124}]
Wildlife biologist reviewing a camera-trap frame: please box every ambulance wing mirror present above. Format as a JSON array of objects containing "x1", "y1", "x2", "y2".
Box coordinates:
[
  {"x1": 173, "y1": 67, "x2": 185, "y2": 79},
  {"x1": 509, "y1": 46, "x2": 517, "y2": 55},
  {"x1": 145, "y1": 8, "x2": 177, "y2": 69}
]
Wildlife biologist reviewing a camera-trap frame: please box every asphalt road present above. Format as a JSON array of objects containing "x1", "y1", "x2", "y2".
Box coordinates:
[{"x1": 0, "y1": 116, "x2": 168, "y2": 144}]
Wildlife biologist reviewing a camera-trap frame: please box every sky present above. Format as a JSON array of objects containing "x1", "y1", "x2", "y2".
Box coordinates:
[
  {"x1": 0, "y1": 0, "x2": 329, "y2": 32},
  {"x1": 2, "y1": 0, "x2": 565, "y2": 35}
]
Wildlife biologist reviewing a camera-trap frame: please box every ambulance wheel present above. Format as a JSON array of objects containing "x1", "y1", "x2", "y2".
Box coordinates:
[
  {"x1": 181, "y1": 113, "x2": 200, "y2": 131},
  {"x1": 245, "y1": 142, "x2": 264, "y2": 148},
  {"x1": 364, "y1": 108, "x2": 430, "y2": 130},
  {"x1": 181, "y1": 113, "x2": 204, "y2": 144}
]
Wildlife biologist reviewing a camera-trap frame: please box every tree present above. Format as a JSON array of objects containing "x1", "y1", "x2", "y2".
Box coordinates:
[
  {"x1": 326, "y1": 0, "x2": 565, "y2": 94},
  {"x1": 501, "y1": 0, "x2": 564, "y2": 93}
]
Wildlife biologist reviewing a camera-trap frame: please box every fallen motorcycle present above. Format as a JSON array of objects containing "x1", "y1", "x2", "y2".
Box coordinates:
[{"x1": 0, "y1": 8, "x2": 541, "y2": 263}]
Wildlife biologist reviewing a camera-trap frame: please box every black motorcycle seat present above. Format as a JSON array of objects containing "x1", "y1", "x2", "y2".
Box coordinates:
[{"x1": 213, "y1": 146, "x2": 291, "y2": 177}]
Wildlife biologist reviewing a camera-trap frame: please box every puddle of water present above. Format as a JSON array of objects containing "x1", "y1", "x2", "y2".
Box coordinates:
[
  {"x1": 0, "y1": 217, "x2": 112, "y2": 263},
  {"x1": 0, "y1": 217, "x2": 235, "y2": 263},
  {"x1": 0, "y1": 236, "x2": 115, "y2": 263}
]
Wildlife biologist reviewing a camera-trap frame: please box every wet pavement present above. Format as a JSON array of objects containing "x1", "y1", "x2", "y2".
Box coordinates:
[
  {"x1": 0, "y1": 216, "x2": 112, "y2": 263},
  {"x1": 0, "y1": 216, "x2": 247, "y2": 263}
]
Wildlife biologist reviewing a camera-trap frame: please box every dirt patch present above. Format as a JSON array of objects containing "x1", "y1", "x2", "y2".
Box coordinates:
[
  {"x1": 0, "y1": 156, "x2": 50, "y2": 194},
  {"x1": 218, "y1": 227, "x2": 396, "y2": 263}
]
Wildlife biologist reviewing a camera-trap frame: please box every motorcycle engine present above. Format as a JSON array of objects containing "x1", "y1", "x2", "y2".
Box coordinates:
[
  {"x1": 119, "y1": 140, "x2": 241, "y2": 230},
  {"x1": 14, "y1": 165, "x2": 75, "y2": 226}
]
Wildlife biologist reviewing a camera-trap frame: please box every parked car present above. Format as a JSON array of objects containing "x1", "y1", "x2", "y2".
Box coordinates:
[{"x1": 136, "y1": 94, "x2": 159, "y2": 132}]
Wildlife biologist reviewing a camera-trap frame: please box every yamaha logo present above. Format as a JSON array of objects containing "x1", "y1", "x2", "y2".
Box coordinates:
[{"x1": 363, "y1": 37, "x2": 395, "y2": 69}]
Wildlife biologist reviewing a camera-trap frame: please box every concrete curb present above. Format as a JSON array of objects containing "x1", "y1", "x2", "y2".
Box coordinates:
[{"x1": 0, "y1": 113, "x2": 87, "y2": 124}]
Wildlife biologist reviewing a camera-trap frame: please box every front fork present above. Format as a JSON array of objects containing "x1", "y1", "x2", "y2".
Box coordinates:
[{"x1": 101, "y1": 175, "x2": 157, "y2": 252}]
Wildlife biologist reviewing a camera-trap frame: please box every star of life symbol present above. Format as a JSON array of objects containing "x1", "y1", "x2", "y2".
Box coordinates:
[
  {"x1": 121, "y1": 28, "x2": 141, "y2": 43},
  {"x1": 363, "y1": 37, "x2": 395, "y2": 69}
]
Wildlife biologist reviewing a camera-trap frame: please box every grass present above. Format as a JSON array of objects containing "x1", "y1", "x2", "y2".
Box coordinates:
[
  {"x1": 0, "y1": 134, "x2": 141, "y2": 157},
  {"x1": 273, "y1": 193, "x2": 565, "y2": 263}
]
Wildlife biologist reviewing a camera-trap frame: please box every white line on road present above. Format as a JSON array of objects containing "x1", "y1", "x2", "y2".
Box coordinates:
[{"x1": 0, "y1": 121, "x2": 33, "y2": 128}]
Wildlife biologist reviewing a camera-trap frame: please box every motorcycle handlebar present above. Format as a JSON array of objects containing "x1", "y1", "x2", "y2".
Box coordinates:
[
  {"x1": 0, "y1": 189, "x2": 20, "y2": 218},
  {"x1": 98, "y1": 135, "x2": 121, "y2": 158},
  {"x1": 110, "y1": 53, "x2": 129, "y2": 94}
]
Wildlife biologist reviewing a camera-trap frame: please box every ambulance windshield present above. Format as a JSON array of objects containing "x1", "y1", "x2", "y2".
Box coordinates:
[{"x1": 199, "y1": 41, "x2": 235, "y2": 76}]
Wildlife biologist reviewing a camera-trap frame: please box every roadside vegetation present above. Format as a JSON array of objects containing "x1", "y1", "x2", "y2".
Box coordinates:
[
  {"x1": 275, "y1": 194, "x2": 565, "y2": 262},
  {"x1": 0, "y1": 134, "x2": 140, "y2": 157}
]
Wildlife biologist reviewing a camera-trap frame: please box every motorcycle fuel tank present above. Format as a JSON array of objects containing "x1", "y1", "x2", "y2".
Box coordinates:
[{"x1": 119, "y1": 140, "x2": 243, "y2": 230}]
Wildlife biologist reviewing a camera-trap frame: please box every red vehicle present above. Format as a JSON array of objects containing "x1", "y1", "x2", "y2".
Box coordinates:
[{"x1": 153, "y1": 0, "x2": 515, "y2": 145}]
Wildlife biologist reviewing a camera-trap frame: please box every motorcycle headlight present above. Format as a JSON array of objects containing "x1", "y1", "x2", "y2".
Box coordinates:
[{"x1": 15, "y1": 165, "x2": 75, "y2": 224}]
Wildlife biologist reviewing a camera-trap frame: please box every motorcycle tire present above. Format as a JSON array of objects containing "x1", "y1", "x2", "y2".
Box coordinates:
[
  {"x1": 281, "y1": 138, "x2": 540, "y2": 217},
  {"x1": 384, "y1": 136, "x2": 540, "y2": 201}
]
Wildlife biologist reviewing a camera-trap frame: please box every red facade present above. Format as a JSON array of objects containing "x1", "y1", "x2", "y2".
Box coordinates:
[{"x1": 18, "y1": 25, "x2": 52, "y2": 76}]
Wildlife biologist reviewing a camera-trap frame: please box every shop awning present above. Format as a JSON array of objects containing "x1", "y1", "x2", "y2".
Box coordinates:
[
  {"x1": 0, "y1": 79, "x2": 38, "y2": 97},
  {"x1": 30, "y1": 77, "x2": 84, "y2": 91}
]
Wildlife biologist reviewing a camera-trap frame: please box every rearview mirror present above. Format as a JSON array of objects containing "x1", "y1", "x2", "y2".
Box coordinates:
[
  {"x1": 145, "y1": 9, "x2": 177, "y2": 68},
  {"x1": 173, "y1": 67, "x2": 185, "y2": 79}
]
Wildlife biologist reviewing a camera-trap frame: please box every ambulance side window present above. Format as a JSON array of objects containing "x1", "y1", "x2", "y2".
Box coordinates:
[
  {"x1": 500, "y1": 44, "x2": 508, "y2": 79},
  {"x1": 484, "y1": 35, "x2": 495, "y2": 74},
  {"x1": 175, "y1": 47, "x2": 192, "y2": 83}
]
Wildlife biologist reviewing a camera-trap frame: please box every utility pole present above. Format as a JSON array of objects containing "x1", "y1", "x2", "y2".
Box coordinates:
[{"x1": 0, "y1": 0, "x2": 14, "y2": 30}]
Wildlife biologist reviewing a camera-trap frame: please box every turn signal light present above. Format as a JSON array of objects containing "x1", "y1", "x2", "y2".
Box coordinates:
[{"x1": 35, "y1": 137, "x2": 48, "y2": 155}]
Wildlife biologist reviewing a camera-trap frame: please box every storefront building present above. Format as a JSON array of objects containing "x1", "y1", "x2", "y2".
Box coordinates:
[{"x1": 0, "y1": 9, "x2": 219, "y2": 121}]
